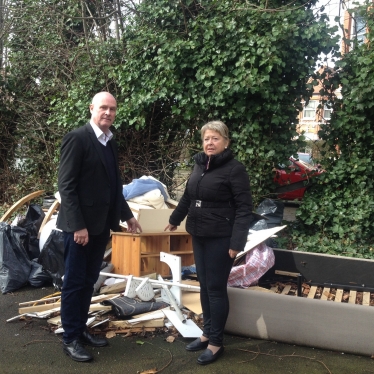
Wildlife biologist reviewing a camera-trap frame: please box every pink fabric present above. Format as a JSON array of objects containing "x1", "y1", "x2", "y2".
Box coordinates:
[{"x1": 227, "y1": 242, "x2": 275, "y2": 288}]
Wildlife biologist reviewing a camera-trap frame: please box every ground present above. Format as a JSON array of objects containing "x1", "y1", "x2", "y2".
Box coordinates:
[{"x1": 2, "y1": 285, "x2": 374, "y2": 374}]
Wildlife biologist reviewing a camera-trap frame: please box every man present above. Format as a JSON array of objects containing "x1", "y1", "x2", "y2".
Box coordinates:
[{"x1": 57, "y1": 92, "x2": 142, "y2": 362}]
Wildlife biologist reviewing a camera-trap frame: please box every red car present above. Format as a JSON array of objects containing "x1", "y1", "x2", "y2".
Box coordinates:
[{"x1": 274, "y1": 156, "x2": 324, "y2": 201}]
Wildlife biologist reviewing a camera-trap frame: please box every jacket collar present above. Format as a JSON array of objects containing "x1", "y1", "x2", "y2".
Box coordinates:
[{"x1": 194, "y1": 148, "x2": 234, "y2": 169}]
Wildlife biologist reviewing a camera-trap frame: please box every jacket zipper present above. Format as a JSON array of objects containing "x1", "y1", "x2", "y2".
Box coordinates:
[
  {"x1": 196, "y1": 163, "x2": 208, "y2": 197},
  {"x1": 211, "y1": 212, "x2": 232, "y2": 225}
]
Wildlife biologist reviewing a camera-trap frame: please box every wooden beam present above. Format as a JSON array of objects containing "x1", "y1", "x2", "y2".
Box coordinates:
[
  {"x1": 281, "y1": 285, "x2": 292, "y2": 295},
  {"x1": 275, "y1": 270, "x2": 301, "y2": 278},
  {"x1": 19, "y1": 295, "x2": 61, "y2": 307},
  {"x1": 20, "y1": 301, "x2": 61, "y2": 314},
  {"x1": 19, "y1": 300, "x2": 112, "y2": 314},
  {"x1": 307, "y1": 286, "x2": 317, "y2": 299},
  {"x1": 321, "y1": 287, "x2": 330, "y2": 301},
  {"x1": 109, "y1": 327, "x2": 156, "y2": 334},
  {"x1": 348, "y1": 290, "x2": 357, "y2": 304},
  {"x1": 363, "y1": 292, "x2": 370, "y2": 306},
  {"x1": 109, "y1": 319, "x2": 164, "y2": 329},
  {"x1": 91, "y1": 294, "x2": 120, "y2": 303},
  {"x1": 334, "y1": 289, "x2": 343, "y2": 303}
]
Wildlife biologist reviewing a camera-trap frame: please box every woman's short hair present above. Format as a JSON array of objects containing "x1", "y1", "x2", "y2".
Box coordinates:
[{"x1": 201, "y1": 121, "x2": 229, "y2": 141}]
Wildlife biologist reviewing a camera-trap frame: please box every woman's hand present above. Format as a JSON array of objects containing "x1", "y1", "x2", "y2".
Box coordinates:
[
  {"x1": 229, "y1": 249, "x2": 239, "y2": 258},
  {"x1": 164, "y1": 224, "x2": 178, "y2": 232}
]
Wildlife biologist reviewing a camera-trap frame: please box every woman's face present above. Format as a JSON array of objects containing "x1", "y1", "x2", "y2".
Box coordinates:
[{"x1": 203, "y1": 129, "x2": 229, "y2": 156}]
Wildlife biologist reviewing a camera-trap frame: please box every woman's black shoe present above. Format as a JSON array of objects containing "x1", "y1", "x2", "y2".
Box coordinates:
[
  {"x1": 185, "y1": 338, "x2": 209, "y2": 351},
  {"x1": 197, "y1": 346, "x2": 224, "y2": 365}
]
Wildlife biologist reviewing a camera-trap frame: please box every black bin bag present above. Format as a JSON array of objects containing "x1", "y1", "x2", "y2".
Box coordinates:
[
  {"x1": 0, "y1": 222, "x2": 32, "y2": 294},
  {"x1": 256, "y1": 198, "x2": 284, "y2": 228},
  {"x1": 17, "y1": 204, "x2": 45, "y2": 260},
  {"x1": 38, "y1": 229, "x2": 65, "y2": 289},
  {"x1": 29, "y1": 259, "x2": 53, "y2": 287}
]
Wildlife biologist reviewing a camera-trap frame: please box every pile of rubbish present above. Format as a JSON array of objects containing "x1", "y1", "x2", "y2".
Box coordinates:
[{"x1": 1, "y1": 179, "x2": 286, "y2": 338}]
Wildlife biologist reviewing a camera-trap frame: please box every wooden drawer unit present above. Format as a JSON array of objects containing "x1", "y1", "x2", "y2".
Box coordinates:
[{"x1": 111, "y1": 232, "x2": 194, "y2": 277}]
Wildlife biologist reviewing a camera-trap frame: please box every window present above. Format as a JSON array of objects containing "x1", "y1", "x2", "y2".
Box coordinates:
[
  {"x1": 352, "y1": 14, "x2": 366, "y2": 44},
  {"x1": 303, "y1": 100, "x2": 318, "y2": 119},
  {"x1": 323, "y1": 103, "x2": 332, "y2": 120}
]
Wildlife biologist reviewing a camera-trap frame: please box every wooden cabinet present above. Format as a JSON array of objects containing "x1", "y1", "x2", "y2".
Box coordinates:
[{"x1": 111, "y1": 232, "x2": 194, "y2": 277}]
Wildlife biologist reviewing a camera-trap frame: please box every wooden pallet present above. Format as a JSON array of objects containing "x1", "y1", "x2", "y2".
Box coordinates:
[{"x1": 271, "y1": 282, "x2": 373, "y2": 306}]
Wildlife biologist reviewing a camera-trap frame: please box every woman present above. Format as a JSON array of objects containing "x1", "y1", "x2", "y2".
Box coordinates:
[{"x1": 165, "y1": 120, "x2": 254, "y2": 365}]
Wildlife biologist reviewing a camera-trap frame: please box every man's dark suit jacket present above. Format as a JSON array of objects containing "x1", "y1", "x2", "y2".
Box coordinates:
[{"x1": 57, "y1": 123, "x2": 133, "y2": 235}]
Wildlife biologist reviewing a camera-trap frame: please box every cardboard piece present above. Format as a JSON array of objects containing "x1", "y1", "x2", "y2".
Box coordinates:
[
  {"x1": 182, "y1": 292, "x2": 202, "y2": 315},
  {"x1": 181, "y1": 280, "x2": 202, "y2": 314}
]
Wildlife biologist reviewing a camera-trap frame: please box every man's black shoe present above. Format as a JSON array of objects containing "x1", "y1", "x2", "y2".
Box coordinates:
[
  {"x1": 80, "y1": 331, "x2": 108, "y2": 347},
  {"x1": 186, "y1": 338, "x2": 209, "y2": 351},
  {"x1": 197, "y1": 346, "x2": 224, "y2": 365},
  {"x1": 63, "y1": 340, "x2": 93, "y2": 362}
]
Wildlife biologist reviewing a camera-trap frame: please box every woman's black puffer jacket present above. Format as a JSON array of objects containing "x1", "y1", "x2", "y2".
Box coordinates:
[{"x1": 169, "y1": 149, "x2": 254, "y2": 252}]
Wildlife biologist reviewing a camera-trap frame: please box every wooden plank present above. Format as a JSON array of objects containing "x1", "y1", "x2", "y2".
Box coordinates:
[
  {"x1": 270, "y1": 286, "x2": 278, "y2": 292},
  {"x1": 348, "y1": 290, "x2": 357, "y2": 304},
  {"x1": 19, "y1": 295, "x2": 61, "y2": 307},
  {"x1": 112, "y1": 235, "x2": 141, "y2": 276},
  {"x1": 307, "y1": 286, "x2": 317, "y2": 299},
  {"x1": 113, "y1": 231, "x2": 189, "y2": 237},
  {"x1": 110, "y1": 327, "x2": 156, "y2": 334},
  {"x1": 109, "y1": 318, "x2": 164, "y2": 329},
  {"x1": 91, "y1": 294, "x2": 120, "y2": 304},
  {"x1": 20, "y1": 300, "x2": 112, "y2": 314},
  {"x1": 363, "y1": 292, "x2": 370, "y2": 306},
  {"x1": 89, "y1": 304, "x2": 112, "y2": 312},
  {"x1": 0, "y1": 190, "x2": 45, "y2": 222},
  {"x1": 170, "y1": 235, "x2": 192, "y2": 253},
  {"x1": 334, "y1": 289, "x2": 343, "y2": 303},
  {"x1": 281, "y1": 285, "x2": 292, "y2": 295},
  {"x1": 47, "y1": 316, "x2": 61, "y2": 325},
  {"x1": 141, "y1": 236, "x2": 170, "y2": 276},
  {"x1": 20, "y1": 301, "x2": 61, "y2": 314},
  {"x1": 320, "y1": 287, "x2": 330, "y2": 301},
  {"x1": 275, "y1": 270, "x2": 301, "y2": 278}
]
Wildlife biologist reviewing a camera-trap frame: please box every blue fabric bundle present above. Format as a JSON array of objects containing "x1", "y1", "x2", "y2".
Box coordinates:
[{"x1": 122, "y1": 179, "x2": 169, "y2": 201}]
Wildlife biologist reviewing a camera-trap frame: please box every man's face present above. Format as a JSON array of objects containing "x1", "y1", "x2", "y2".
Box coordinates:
[{"x1": 89, "y1": 92, "x2": 117, "y2": 132}]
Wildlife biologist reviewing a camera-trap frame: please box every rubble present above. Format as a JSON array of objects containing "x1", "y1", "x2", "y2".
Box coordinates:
[{"x1": 1, "y1": 188, "x2": 284, "y2": 345}]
